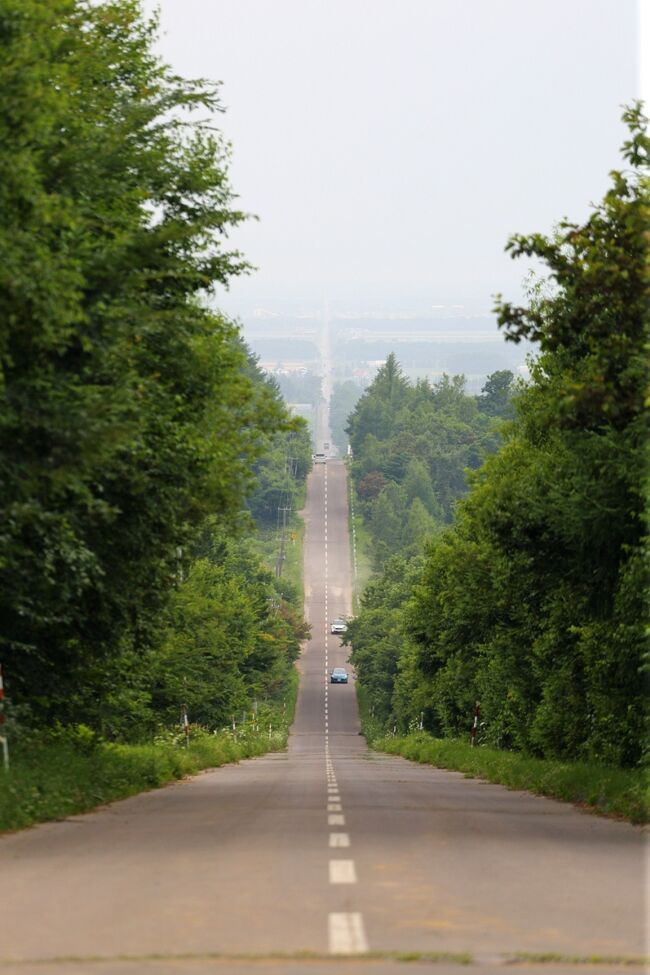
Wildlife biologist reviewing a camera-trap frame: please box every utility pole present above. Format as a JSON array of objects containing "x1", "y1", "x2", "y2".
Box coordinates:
[{"x1": 275, "y1": 505, "x2": 291, "y2": 577}]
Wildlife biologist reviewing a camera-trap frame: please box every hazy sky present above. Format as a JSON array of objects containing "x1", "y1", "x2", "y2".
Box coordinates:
[{"x1": 146, "y1": 0, "x2": 641, "y2": 315}]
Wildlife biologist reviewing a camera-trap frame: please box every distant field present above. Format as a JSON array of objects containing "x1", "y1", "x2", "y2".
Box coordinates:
[
  {"x1": 331, "y1": 314, "x2": 499, "y2": 334},
  {"x1": 332, "y1": 338, "x2": 526, "y2": 376},
  {"x1": 242, "y1": 317, "x2": 530, "y2": 392},
  {"x1": 246, "y1": 337, "x2": 319, "y2": 364}
]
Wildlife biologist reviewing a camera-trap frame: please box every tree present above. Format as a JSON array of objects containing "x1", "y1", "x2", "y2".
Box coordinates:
[
  {"x1": 403, "y1": 458, "x2": 442, "y2": 519},
  {"x1": 0, "y1": 1, "x2": 288, "y2": 717},
  {"x1": 477, "y1": 370, "x2": 516, "y2": 418},
  {"x1": 407, "y1": 104, "x2": 649, "y2": 765},
  {"x1": 346, "y1": 353, "x2": 409, "y2": 454},
  {"x1": 404, "y1": 498, "x2": 438, "y2": 550},
  {"x1": 347, "y1": 105, "x2": 649, "y2": 767},
  {"x1": 358, "y1": 471, "x2": 387, "y2": 501}
]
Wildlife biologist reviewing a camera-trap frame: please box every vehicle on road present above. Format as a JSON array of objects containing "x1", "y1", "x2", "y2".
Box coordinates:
[
  {"x1": 330, "y1": 618, "x2": 346, "y2": 634},
  {"x1": 330, "y1": 667, "x2": 348, "y2": 684},
  {"x1": 313, "y1": 452, "x2": 326, "y2": 464}
]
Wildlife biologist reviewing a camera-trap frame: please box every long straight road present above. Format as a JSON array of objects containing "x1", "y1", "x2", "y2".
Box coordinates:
[{"x1": 0, "y1": 460, "x2": 646, "y2": 975}]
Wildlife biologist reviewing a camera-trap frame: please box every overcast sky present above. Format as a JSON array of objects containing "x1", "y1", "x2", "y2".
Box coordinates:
[{"x1": 146, "y1": 0, "x2": 641, "y2": 316}]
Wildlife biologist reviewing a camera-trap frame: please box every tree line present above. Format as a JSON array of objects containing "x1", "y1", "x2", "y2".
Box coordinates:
[
  {"x1": 0, "y1": 0, "x2": 309, "y2": 738},
  {"x1": 348, "y1": 359, "x2": 514, "y2": 567},
  {"x1": 346, "y1": 106, "x2": 648, "y2": 768}
]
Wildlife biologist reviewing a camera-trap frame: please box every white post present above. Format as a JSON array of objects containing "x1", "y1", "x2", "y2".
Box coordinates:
[{"x1": 181, "y1": 707, "x2": 189, "y2": 747}]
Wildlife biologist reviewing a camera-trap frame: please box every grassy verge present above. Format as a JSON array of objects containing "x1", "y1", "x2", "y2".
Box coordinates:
[
  {"x1": 0, "y1": 669, "x2": 298, "y2": 834},
  {"x1": 347, "y1": 474, "x2": 373, "y2": 611},
  {"x1": 283, "y1": 507, "x2": 306, "y2": 613},
  {"x1": 254, "y1": 498, "x2": 306, "y2": 612},
  {"x1": 371, "y1": 732, "x2": 648, "y2": 824}
]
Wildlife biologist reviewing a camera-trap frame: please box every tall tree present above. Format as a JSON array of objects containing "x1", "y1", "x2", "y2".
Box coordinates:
[
  {"x1": 0, "y1": 0, "x2": 287, "y2": 715},
  {"x1": 407, "y1": 105, "x2": 649, "y2": 765},
  {"x1": 347, "y1": 106, "x2": 648, "y2": 767}
]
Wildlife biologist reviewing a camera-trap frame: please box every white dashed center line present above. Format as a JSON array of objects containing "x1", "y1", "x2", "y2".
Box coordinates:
[
  {"x1": 329, "y1": 913, "x2": 368, "y2": 954},
  {"x1": 329, "y1": 859, "x2": 357, "y2": 884},
  {"x1": 329, "y1": 832, "x2": 350, "y2": 848},
  {"x1": 320, "y1": 462, "x2": 368, "y2": 954}
]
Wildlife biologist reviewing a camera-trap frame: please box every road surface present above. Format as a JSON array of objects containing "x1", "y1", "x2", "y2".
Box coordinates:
[{"x1": 0, "y1": 460, "x2": 646, "y2": 975}]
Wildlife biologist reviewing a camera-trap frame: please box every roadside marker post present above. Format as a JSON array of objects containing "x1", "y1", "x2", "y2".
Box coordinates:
[
  {"x1": 1, "y1": 663, "x2": 9, "y2": 769},
  {"x1": 470, "y1": 701, "x2": 480, "y2": 746},
  {"x1": 181, "y1": 706, "x2": 190, "y2": 747}
]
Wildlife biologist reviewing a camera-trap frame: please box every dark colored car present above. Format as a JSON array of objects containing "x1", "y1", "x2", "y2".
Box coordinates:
[{"x1": 330, "y1": 668, "x2": 349, "y2": 684}]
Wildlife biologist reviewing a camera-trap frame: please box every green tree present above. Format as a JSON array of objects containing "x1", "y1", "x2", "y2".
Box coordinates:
[
  {"x1": 477, "y1": 370, "x2": 516, "y2": 418},
  {"x1": 403, "y1": 458, "x2": 443, "y2": 519},
  {"x1": 347, "y1": 353, "x2": 409, "y2": 454},
  {"x1": 347, "y1": 105, "x2": 648, "y2": 768},
  {"x1": 0, "y1": 0, "x2": 287, "y2": 718},
  {"x1": 407, "y1": 104, "x2": 649, "y2": 765},
  {"x1": 404, "y1": 498, "x2": 438, "y2": 551}
]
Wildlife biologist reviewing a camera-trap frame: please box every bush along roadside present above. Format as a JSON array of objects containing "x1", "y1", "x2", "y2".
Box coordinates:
[
  {"x1": 371, "y1": 731, "x2": 649, "y2": 826},
  {"x1": 0, "y1": 670, "x2": 298, "y2": 834}
]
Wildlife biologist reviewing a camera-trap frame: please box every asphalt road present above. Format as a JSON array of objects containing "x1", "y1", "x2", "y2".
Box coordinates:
[{"x1": 0, "y1": 460, "x2": 646, "y2": 975}]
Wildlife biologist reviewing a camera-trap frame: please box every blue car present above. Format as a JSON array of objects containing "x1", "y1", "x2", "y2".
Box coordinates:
[{"x1": 330, "y1": 668, "x2": 349, "y2": 684}]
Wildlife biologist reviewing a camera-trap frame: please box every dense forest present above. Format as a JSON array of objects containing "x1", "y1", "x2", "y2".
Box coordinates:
[
  {"x1": 0, "y1": 0, "x2": 309, "y2": 739},
  {"x1": 347, "y1": 361, "x2": 514, "y2": 566},
  {"x1": 347, "y1": 106, "x2": 648, "y2": 768}
]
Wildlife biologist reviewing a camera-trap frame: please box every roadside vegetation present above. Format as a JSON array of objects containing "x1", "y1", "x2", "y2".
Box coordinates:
[
  {"x1": 0, "y1": 0, "x2": 309, "y2": 829},
  {"x1": 0, "y1": 672, "x2": 298, "y2": 833},
  {"x1": 345, "y1": 106, "x2": 649, "y2": 818},
  {"x1": 364, "y1": 729, "x2": 647, "y2": 825}
]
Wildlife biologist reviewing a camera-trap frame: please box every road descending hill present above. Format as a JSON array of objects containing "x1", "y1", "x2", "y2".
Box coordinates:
[{"x1": 0, "y1": 460, "x2": 645, "y2": 975}]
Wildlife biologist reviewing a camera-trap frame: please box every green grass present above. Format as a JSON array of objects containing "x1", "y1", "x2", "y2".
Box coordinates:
[
  {"x1": 348, "y1": 477, "x2": 374, "y2": 610},
  {"x1": 253, "y1": 499, "x2": 306, "y2": 612},
  {"x1": 0, "y1": 670, "x2": 299, "y2": 834},
  {"x1": 372, "y1": 732, "x2": 649, "y2": 825},
  {"x1": 283, "y1": 507, "x2": 306, "y2": 613}
]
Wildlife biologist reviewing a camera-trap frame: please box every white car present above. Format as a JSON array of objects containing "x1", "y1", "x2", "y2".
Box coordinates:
[
  {"x1": 330, "y1": 619, "x2": 346, "y2": 634},
  {"x1": 313, "y1": 452, "x2": 326, "y2": 464}
]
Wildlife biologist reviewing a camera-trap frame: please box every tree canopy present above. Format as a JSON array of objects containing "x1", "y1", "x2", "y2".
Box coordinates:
[
  {"x1": 346, "y1": 356, "x2": 515, "y2": 567},
  {"x1": 0, "y1": 0, "x2": 305, "y2": 731},
  {"x1": 347, "y1": 106, "x2": 649, "y2": 767}
]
